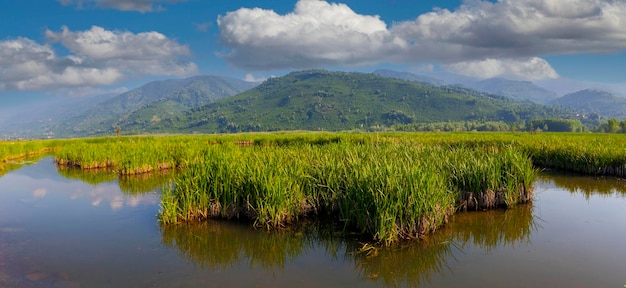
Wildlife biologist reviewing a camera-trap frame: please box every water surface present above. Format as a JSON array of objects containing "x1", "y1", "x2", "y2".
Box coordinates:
[{"x1": 1, "y1": 158, "x2": 625, "y2": 287}]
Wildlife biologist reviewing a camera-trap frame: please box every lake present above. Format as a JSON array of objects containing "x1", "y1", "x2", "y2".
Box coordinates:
[{"x1": 1, "y1": 157, "x2": 625, "y2": 287}]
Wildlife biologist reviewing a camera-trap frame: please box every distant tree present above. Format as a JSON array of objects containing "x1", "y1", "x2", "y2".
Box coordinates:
[
  {"x1": 608, "y1": 118, "x2": 619, "y2": 133},
  {"x1": 620, "y1": 120, "x2": 626, "y2": 133},
  {"x1": 115, "y1": 125, "x2": 121, "y2": 137},
  {"x1": 528, "y1": 119, "x2": 584, "y2": 132}
]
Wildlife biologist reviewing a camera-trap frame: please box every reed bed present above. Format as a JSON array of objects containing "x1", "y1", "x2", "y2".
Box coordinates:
[
  {"x1": 0, "y1": 140, "x2": 60, "y2": 162},
  {"x1": 54, "y1": 136, "x2": 196, "y2": 174},
  {"x1": 10, "y1": 131, "x2": 623, "y2": 244},
  {"x1": 159, "y1": 140, "x2": 536, "y2": 245},
  {"x1": 518, "y1": 133, "x2": 626, "y2": 178},
  {"x1": 0, "y1": 139, "x2": 60, "y2": 174}
]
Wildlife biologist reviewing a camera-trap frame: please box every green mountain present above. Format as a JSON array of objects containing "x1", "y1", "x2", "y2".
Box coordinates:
[
  {"x1": 550, "y1": 89, "x2": 626, "y2": 119},
  {"x1": 57, "y1": 75, "x2": 257, "y2": 136},
  {"x1": 373, "y1": 69, "x2": 444, "y2": 86},
  {"x1": 122, "y1": 70, "x2": 576, "y2": 134}
]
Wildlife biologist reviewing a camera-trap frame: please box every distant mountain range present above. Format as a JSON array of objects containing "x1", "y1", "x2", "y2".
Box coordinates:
[
  {"x1": 119, "y1": 70, "x2": 576, "y2": 134},
  {"x1": 374, "y1": 69, "x2": 558, "y2": 104},
  {"x1": 0, "y1": 69, "x2": 622, "y2": 139},
  {"x1": 550, "y1": 89, "x2": 626, "y2": 119},
  {"x1": 55, "y1": 75, "x2": 257, "y2": 137},
  {"x1": 0, "y1": 93, "x2": 118, "y2": 138},
  {"x1": 464, "y1": 78, "x2": 558, "y2": 104}
]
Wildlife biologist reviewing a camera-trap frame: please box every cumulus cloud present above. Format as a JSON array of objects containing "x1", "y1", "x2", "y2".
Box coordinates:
[
  {"x1": 46, "y1": 26, "x2": 196, "y2": 75},
  {"x1": 0, "y1": 38, "x2": 123, "y2": 90},
  {"x1": 217, "y1": 0, "x2": 406, "y2": 70},
  {"x1": 58, "y1": 0, "x2": 186, "y2": 12},
  {"x1": 392, "y1": 0, "x2": 626, "y2": 60},
  {"x1": 218, "y1": 0, "x2": 626, "y2": 79},
  {"x1": 0, "y1": 26, "x2": 196, "y2": 91},
  {"x1": 444, "y1": 57, "x2": 559, "y2": 80}
]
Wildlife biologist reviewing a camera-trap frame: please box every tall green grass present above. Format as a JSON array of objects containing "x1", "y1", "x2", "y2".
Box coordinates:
[
  {"x1": 9, "y1": 131, "x2": 623, "y2": 244},
  {"x1": 159, "y1": 140, "x2": 536, "y2": 245},
  {"x1": 0, "y1": 139, "x2": 60, "y2": 174},
  {"x1": 54, "y1": 136, "x2": 195, "y2": 174}
]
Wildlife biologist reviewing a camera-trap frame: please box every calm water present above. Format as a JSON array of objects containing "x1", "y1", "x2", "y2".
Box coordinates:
[{"x1": 1, "y1": 158, "x2": 625, "y2": 287}]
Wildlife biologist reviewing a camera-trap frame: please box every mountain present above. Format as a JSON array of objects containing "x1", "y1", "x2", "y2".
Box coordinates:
[
  {"x1": 464, "y1": 78, "x2": 559, "y2": 104},
  {"x1": 535, "y1": 78, "x2": 626, "y2": 98},
  {"x1": 424, "y1": 71, "x2": 479, "y2": 87},
  {"x1": 56, "y1": 75, "x2": 257, "y2": 137},
  {"x1": 550, "y1": 89, "x2": 626, "y2": 119},
  {"x1": 121, "y1": 70, "x2": 576, "y2": 134},
  {"x1": 0, "y1": 93, "x2": 118, "y2": 139},
  {"x1": 373, "y1": 69, "x2": 444, "y2": 86},
  {"x1": 374, "y1": 69, "x2": 558, "y2": 104}
]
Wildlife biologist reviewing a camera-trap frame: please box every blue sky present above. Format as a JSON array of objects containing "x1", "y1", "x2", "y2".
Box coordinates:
[{"x1": 1, "y1": 0, "x2": 626, "y2": 102}]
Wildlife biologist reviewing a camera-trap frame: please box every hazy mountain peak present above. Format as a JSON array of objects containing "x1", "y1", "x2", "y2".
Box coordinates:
[
  {"x1": 14, "y1": 75, "x2": 258, "y2": 138},
  {"x1": 550, "y1": 89, "x2": 626, "y2": 119},
  {"x1": 374, "y1": 69, "x2": 558, "y2": 104}
]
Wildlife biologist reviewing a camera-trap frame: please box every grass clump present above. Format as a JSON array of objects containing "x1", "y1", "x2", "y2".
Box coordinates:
[{"x1": 159, "y1": 139, "x2": 536, "y2": 245}]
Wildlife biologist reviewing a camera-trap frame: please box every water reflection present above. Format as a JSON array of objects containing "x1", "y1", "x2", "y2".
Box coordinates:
[
  {"x1": 2, "y1": 158, "x2": 626, "y2": 287},
  {"x1": 540, "y1": 170, "x2": 626, "y2": 198},
  {"x1": 0, "y1": 154, "x2": 48, "y2": 178},
  {"x1": 118, "y1": 171, "x2": 176, "y2": 195},
  {"x1": 353, "y1": 204, "x2": 536, "y2": 287},
  {"x1": 56, "y1": 165, "x2": 176, "y2": 195},
  {"x1": 161, "y1": 220, "x2": 353, "y2": 273},
  {"x1": 161, "y1": 203, "x2": 536, "y2": 287}
]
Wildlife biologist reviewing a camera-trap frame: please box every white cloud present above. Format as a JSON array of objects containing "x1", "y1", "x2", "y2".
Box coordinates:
[
  {"x1": 444, "y1": 57, "x2": 560, "y2": 80},
  {"x1": 0, "y1": 38, "x2": 124, "y2": 90},
  {"x1": 46, "y1": 26, "x2": 196, "y2": 75},
  {"x1": 244, "y1": 73, "x2": 266, "y2": 82},
  {"x1": 218, "y1": 0, "x2": 626, "y2": 79},
  {"x1": 0, "y1": 26, "x2": 196, "y2": 91},
  {"x1": 392, "y1": 0, "x2": 626, "y2": 60},
  {"x1": 217, "y1": 0, "x2": 406, "y2": 70},
  {"x1": 58, "y1": 0, "x2": 186, "y2": 12}
]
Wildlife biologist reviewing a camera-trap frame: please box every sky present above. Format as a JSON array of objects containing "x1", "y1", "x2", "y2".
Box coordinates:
[{"x1": 1, "y1": 0, "x2": 626, "y2": 104}]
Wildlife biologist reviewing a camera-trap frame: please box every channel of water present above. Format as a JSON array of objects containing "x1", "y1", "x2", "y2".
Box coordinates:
[{"x1": 1, "y1": 157, "x2": 625, "y2": 287}]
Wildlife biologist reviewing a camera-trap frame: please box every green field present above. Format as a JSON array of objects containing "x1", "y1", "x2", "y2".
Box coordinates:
[{"x1": 3, "y1": 132, "x2": 625, "y2": 244}]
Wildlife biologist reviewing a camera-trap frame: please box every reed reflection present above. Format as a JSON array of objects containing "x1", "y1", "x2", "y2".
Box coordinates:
[
  {"x1": 0, "y1": 154, "x2": 47, "y2": 178},
  {"x1": 56, "y1": 166, "x2": 176, "y2": 195},
  {"x1": 160, "y1": 203, "x2": 536, "y2": 287},
  {"x1": 355, "y1": 203, "x2": 535, "y2": 287},
  {"x1": 540, "y1": 171, "x2": 626, "y2": 199},
  {"x1": 161, "y1": 220, "x2": 351, "y2": 273}
]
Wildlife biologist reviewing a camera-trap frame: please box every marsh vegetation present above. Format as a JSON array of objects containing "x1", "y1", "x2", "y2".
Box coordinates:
[{"x1": 3, "y1": 132, "x2": 626, "y2": 244}]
